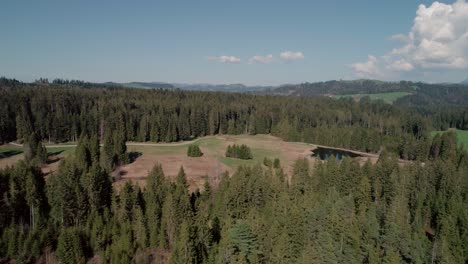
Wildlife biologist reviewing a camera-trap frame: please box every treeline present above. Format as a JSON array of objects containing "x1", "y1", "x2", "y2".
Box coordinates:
[
  {"x1": 269, "y1": 79, "x2": 468, "y2": 108},
  {"x1": 0, "y1": 79, "x2": 449, "y2": 160},
  {"x1": 225, "y1": 144, "x2": 253, "y2": 160},
  {"x1": 0, "y1": 132, "x2": 467, "y2": 263},
  {"x1": 270, "y1": 79, "x2": 415, "y2": 96}
]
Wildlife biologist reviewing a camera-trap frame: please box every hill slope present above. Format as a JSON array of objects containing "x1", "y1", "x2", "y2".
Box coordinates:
[{"x1": 267, "y1": 80, "x2": 468, "y2": 107}]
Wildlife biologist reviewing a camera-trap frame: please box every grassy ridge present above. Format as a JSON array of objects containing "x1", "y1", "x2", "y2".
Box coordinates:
[
  {"x1": 128, "y1": 135, "x2": 286, "y2": 169},
  {"x1": 431, "y1": 129, "x2": 468, "y2": 150},
  {"x1": 335, "y1": 92, "x2": 411, "y2": 104},
  {"x1": 1, "y1": 135, "x2": 294, "y2": 169}
]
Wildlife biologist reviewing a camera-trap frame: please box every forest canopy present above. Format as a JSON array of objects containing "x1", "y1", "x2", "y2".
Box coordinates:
[{"x1": 2, "y1": 79, "x2": 467, "y2": 160}]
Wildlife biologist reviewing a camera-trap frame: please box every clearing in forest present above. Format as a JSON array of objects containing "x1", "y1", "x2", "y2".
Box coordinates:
[
  {"x1": 115, "y1": 135, "x2": 313, "y2": 191},
  {"x1": 1, "y1": 134, "x2": 378, "y2": 191},
  {"x1": 430, "y1": 129, "x2": 468, "y2": 150},
  {"x1": 334, "y1": 91, "x2": 411, "y2": 104}
]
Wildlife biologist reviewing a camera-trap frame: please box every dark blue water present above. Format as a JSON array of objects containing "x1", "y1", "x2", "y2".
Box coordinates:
[{"x1": 312, "y1": 147, "x2": 361, "y2": 160}]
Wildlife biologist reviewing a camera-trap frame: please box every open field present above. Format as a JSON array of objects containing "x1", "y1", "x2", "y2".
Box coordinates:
[
  {"x1": 0, "y1": 144, "x2": 74, "y2": 174},
  {"x1": 431, "y1": 129, "x2": 468, "y2": 150},
  {"x1": 1, "y1": 135, "x2": 382, "y2": 191},
  {"x1": 335, "y1": 92, "x2": 411, "y2": 104},
  {"x1": 117, "y1": 135, "x2": 315, "y2": 191}
]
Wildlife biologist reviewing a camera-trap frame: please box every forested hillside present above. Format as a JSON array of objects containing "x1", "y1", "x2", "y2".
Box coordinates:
[
  {"x1": 268, "y1": 80, "x2": 468, "y2": 107},
  {"x1": 0, "y1": 78, "x2": 467, "y2": 262},
  {"x1": 0, "y1": 131, "x2": 466, "y2": 263},
  {"x1": 2, "y1": 78, "x2": 467, "y2": 160},
  {"x1": 269, "y1": 80, "x2": 415, "y2": 97}
]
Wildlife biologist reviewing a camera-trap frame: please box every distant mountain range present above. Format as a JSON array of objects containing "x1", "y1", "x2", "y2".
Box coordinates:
[
  {"x1": 267, "y1": 79, "x2": 468, "y2": 107},
  {"x1": 118, "y1": 82, "x2": 274, "y2": 92},
  {"x1": 120, "y1": 82, "x2": 175, "y2": 89},
  {"x1": 113, "y1": 79, "x2": 468, "y2": 94},
  {"x1": 110, "y1": 79, "x2": 468, "y2": 106},
  {"x1": 172, "y1": 83, "x2": 274, "y2": 92},
  {"x1": 264, "y1": 79, "x2": 417, "y2": 97}
]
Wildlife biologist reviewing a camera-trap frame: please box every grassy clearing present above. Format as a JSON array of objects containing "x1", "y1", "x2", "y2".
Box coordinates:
[
  {"x1": 127, "y1": 144, "x2": 186, "y2": 155},
  {"x1": 127, "y1": 135, "x2": 287, "y2": 169},
  {"x1": 218, "y1": 147, "x2": 280, "y2": 168},
  {"x1": 1, "y1": 135, "x2": 311, "y2": 174},
  {"x1": 431, "y1": 129, "x2": 468, "y2": 150},
  {"x1": 336, "y1": 92, "x2": 411, "y2": 104},
  {"x1": 0, "y1": 146, "x2": 23, "y2": 159},
  {"x1": 0, "y1": 146, "x2": 23, "y2": 154},
  {"x1": 47, "y1": 146, "x2": 76, "y2": 156}
]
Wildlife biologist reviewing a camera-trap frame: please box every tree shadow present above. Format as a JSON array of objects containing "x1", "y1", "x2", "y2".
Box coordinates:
[
  {"x1": 128, "y1": 151, "x2": 143, "y2": 163},
  {"x1": 48, "y1": 150, "x2": 64, "y2": 156},
  {"x1": 46, "y1": 150, "x2": 64, "y2": 164},
  {"x1": 0, "y1": 150, "x2": 23, "y2": 159}
]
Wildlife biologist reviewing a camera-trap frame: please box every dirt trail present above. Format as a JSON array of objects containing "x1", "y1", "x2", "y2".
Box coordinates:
[{"x1": 10, "y1": 137, "x2": 209, "y2": 148}]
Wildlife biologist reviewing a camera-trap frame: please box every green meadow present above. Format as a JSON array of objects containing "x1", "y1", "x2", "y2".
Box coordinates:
[{"x1": 431, "y1": 129, "x2": 468, "y2": 150}]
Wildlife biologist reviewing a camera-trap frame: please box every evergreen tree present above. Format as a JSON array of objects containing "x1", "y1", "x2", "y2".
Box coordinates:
[
  {"x1": 145, "y1": 164, "x2": 167, "y2": 247},
  {"x1": 56, "y1": 228, "x2": 85, "y2": 264},
  {"x1": 187, "y1": 144, "x2": 203, "y2": 157},
  {"x1": 170, "y1": 220, "x2": 196, "y2": 264}
]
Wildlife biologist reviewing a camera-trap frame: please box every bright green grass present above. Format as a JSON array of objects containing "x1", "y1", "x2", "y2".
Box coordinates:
[
  {"x1": 127, "y1": 136, "x2": 284, "y2": 169},
  {"x1": 127, "y1": 137, "x2": 225, "y2": 156},
  {"x1": 0, "y1": 147, "x2": 23, "y2": 154},
  {"x1": 193, "y1": 137, "x2": 224, "y2": 150},
  {"x1": 0, "y1": 146, "x2": 23, "y2": 158},
  {"x1": 47, "y1": 146, "x2": 76, "y2": 156},
  {"x1": 218, "y1": 147, "x2": 280, "y2": 168},
  {"x1": 431, "y1": 129, "x2": 468, "y2": 150},
  {"x1": 127, "y1": 144, "x2": 187, "y2": 155},
  {"x1": 44, "y1": 142, "x2": 78, "y2": 146},
  {"x1": 24, "y1": 134, "x2": 293, "y2": 170},
  {"x1": 336, "y1": 92, "x2": 411, "y2": 104}
]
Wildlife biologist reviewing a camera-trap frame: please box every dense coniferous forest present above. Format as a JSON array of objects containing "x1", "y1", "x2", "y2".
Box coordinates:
[
  {"x1": 0, "y1": 78, "x2": 467, "y2": 263},
  {"x1": 269, "y1": 80, "x2": 468, "y2": 107},
  {"x1": 0, "y1": 131, "x2": 467, "y2": 263},
  {"x1": 2, "y1": 78, "x2": 467, "y2": 160},
  {"x1": 269, "y1": 80, "x2": 416, "y2": 96}
]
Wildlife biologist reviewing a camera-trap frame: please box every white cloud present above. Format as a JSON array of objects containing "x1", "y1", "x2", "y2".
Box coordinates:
[
  {"x1": 208, "y1": 55, "x2": 241, "y2": 63},
  {"x1": 390, "y1": 34, "x2": 410, "y2": 43},
  {"x1": 353, "y1": 0, "x2": 468, "y2": 78},
  {"x1": 279, "y1": 51, "x2": 304, "y2": 61},
  {"x1": 387, "y1": 59, "x2": 414, "y2": 71},
  {"x1": 351, "y1": 55, "x2": 382, "y2": 78},
  {"x1": 248, "y1": 54, "x2": 274, "y2": 64}
]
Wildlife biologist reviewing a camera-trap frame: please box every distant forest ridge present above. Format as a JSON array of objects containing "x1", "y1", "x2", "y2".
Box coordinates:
[{"x1": 2, "y1": 77, "x2": 468, "y2": 106}]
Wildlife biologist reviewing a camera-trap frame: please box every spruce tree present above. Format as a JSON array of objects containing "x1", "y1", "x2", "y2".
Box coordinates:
[{"x1": 56, "y1": 228, "x2": 85, "y2": 264}]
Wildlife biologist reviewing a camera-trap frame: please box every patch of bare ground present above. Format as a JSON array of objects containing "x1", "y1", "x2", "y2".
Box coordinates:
[
  {"x1": 0, "y1": 153, "x2": 24, "y2": 168},
  {"x1": 0, "y1": 153, "x2": 64, "y2": 178},
  {"x1": 112, "y1": 151, "x2": 231, "y2": 192}
]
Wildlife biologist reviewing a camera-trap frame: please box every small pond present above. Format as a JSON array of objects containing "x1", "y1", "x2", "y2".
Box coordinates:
[{"x1": 311, "y1": 147, "x2": 362, "y2": 161}]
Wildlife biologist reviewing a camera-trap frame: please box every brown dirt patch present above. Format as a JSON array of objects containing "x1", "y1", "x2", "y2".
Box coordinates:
[{"x1": 112, "y1": 153, "x2": 231, "y2": 192}]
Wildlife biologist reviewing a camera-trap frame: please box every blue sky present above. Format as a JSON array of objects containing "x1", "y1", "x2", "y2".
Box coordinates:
[{"x1": 1, "y1": 0, "x2": 467, "y2": 85}]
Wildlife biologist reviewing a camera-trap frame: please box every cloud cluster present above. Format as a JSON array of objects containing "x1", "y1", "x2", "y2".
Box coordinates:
[
  {"x1": 248, "y1": 54, "x2": 274, "y2": 64},
  {"x1": 280, "y1": 51, "x2": 305, "y2": 61},
  {"x1": 351, "y1": 55, "x2": 382, "y2": 77},
  {"x1": 208, "y1": 55, "x2": 241, "y2": 64},
  {"x1": 352, "y1": 0, "x2": 468, "y2": 78},
  {"x1": 208, "y1": 51, "x2": 304, "y2": 64}
]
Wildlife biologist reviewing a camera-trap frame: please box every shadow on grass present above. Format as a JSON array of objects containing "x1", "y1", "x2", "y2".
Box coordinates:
[
  {"x1": 128, "y1": 151, "x2": 143, "y2": 163},
  {"x1": 0, "y1": 150, "x2": 23, "y2": 159},
  {"x1": 48, "y1": 150, "x2": 64, "y2": 156},
  {"x1": 46, "y1": 150, "x2": 64, "y2": 164}
]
